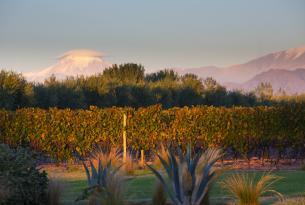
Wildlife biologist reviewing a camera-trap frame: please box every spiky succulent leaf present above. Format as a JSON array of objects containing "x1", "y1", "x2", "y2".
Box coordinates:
[
  {"x1": 90, "y1": 160, "x2": 98, "y2": 179},
  {"x1": 83, "y1": 162, "x2": 91, "y2": 185},
  {"x1": 157, "y1": 152, "x2": 171, "y2": 176},
  {"x1": 169, "y1": 151, "x2": 183, "y2": 203},
  {"x1": 147, "y1": 164, "x2": 180, "y2": 205},
  {"x1": 150, "y1": 147, "x2": 222, "y2": 205}
]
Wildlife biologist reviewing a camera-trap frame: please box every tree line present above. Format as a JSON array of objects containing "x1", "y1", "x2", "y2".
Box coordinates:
[{"x1": 0, "y1": 63, "x2": 303, "y2": 110}]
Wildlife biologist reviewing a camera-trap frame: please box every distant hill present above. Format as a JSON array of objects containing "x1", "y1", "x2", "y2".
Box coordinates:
[
  {"x1": 173, "y1": 45, "x2": 305, "y2": 84},
  {"x1": 172, "y1": 45, "x2": 305, "y2": 94},
  {"x1": 225, "y1": 69, "x2": 305, "y2": 94}
]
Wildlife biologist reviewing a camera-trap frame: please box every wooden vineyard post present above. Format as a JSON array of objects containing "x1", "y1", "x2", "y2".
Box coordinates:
[
  {"x1": 123, "y1": 113, "x2": 127, "y2": 164},
  {"x1": 140, "y1": 149, "x2": 145, "y2": 168}
]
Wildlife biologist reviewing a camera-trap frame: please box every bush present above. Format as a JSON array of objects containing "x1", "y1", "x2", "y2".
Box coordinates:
[
  {"x1": 91, "y1": 146, "x2": 122, "y2": 168},
  {"x1": 220, "y1": 172, "x2": 282, "y2": 205},
  {"x1": 0, "y1": 144, "x2": 48, "y2": 205},
  {"x1": 0, "y1": 179, "x2": 9, "y2": 204},
  {"x1": 272, "y1": 197, "x2": 305, "y2": 205}
]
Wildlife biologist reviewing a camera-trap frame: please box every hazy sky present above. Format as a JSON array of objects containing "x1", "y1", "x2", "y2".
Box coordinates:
[{"x1": 1, "y1": 0, "x2": 305, "y2": 73}]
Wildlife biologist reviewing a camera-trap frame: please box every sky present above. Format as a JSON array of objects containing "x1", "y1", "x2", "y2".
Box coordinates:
[{"x1": 0, "y1": 0, "x2": 305, "y2": 73}]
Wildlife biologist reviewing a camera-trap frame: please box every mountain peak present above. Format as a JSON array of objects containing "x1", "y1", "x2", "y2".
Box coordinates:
[
  {"x1": 282, "y1": 45, "x2": 305, "y2": 59},
  {"x1": 173, "y1": 45, "x2": 305, "y2": 92},
  {"x1": 25, "y1": 49, "x2": 112, "y2": 82}
]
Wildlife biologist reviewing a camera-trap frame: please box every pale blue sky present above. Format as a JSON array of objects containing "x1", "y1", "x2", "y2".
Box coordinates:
[{"x1": 0, "y1": 0, "x2": 305, "y2": 73}]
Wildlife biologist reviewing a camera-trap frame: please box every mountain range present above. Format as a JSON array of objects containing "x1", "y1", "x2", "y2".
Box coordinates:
[
  {"x1": 173, "y1": 45, "x2": 305, "y2": 94},
  {"x1": 25, "y1": 45, "x2": 305, "y2": 94}
]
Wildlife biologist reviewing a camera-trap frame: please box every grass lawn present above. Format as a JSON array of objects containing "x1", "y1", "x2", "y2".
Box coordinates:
[{"x1": 45, "y1": 167, "x2": 305, "y2": 205}]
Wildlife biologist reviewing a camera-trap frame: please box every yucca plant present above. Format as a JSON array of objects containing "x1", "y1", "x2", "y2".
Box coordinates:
[
  {"x1": 220, "y1": 172, "x2": 283, "y2": 205},
  {"x1": 76, "y1": 158, "x2": 124, "y2": 205},
  {"x1": 147, "y1": 145, "x2": 223, "y2": 205}
]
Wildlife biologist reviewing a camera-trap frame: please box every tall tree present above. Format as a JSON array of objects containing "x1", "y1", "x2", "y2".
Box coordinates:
[
  {"x1": 103, "y1": 63, "x2": 145, "y2": 84},
  {"x1": 0, "y1": 70, "x2": 33, "y2": 109}
]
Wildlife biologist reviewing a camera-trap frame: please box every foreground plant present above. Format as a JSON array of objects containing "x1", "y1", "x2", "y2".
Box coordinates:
[
  {"x1": 0, "y1": 144, "x2": 48, "y2": 205},
  {"x1": 148, "y1": 146, "x2": 223, "y2": 205},
  {"x1": 77, "y1": 158, "x2": 125, "y2": 205},
  {"x1": 272, "y1": 197, "x2": 305, "y2": 205},
  {"x1": 153, "y1": 144, "x2": 169, "y2": 169},
  {"x1": 220, "y1": 172, "x2": 283, "y2": 205},
  {"x1": 0, "y1": 179, "x2": 9, "y2": 204},
  {"x1": 91, "y1": 146, "x2": 122, "y2": 168}
]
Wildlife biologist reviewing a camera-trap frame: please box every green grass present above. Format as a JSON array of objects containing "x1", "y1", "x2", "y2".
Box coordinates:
[{"x1": 45, "y1": 167, "x2": 305, "y2": 205}]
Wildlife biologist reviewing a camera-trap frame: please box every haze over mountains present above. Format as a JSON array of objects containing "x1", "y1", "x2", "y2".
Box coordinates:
[
  {"x1": 25, "y1": 45, "x2": 305, "y2": 94},
  {"x1": 173, "y1": 45, "x2": 305, "y2": 94}
]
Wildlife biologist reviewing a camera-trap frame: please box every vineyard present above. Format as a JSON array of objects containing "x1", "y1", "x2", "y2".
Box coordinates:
[{"x1": 1, "y1": 104, "x2": 305, "y2": 162}]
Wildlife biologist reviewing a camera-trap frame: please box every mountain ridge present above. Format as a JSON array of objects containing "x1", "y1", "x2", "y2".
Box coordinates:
[
  {"x1": 173, "y1": 45, "x2": 305, "y2": 84},
  {"x1": 225, "y1": 68, "x2": 305, "y2": 94}
]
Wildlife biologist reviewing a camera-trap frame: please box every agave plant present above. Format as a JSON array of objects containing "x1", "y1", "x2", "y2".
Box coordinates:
[
  {"x1": 76, "y1": 158, "x2": 124, "y2": 205},
  {"x1": 153, "y1": 144, "x2": 170, "y2": 169},
  {"x1": 147, "y1": 146, "x2": 223, "y2": 205},
  {"x1": 220, "y1": 172, "x2": 283, "y2": 205}
]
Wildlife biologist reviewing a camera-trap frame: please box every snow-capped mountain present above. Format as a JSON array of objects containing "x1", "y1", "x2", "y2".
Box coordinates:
[{"x1": 25, "y1": 49, "x2": 112, "y2": 82}]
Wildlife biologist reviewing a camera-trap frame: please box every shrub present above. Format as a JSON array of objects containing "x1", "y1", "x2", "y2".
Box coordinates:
[
  {"x1": 148, "y1": 146, "x2": 223, "y2": 205},
  {"x1": 220, "y1": 172, "x2": 282, "y2": 205},
  {"x1": 0, "y1": 179, "x2": 9, "y2": 204},
  {"x1": 0, "y1": 144, "x2": 48, "y2": 205},
  {"x1": 272, "y1": 197, "x2": 305, "y2": 205}
]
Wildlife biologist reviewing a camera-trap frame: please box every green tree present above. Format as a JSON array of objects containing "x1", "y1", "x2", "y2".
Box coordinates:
[
  {"x1": 103, "y1": 63, "x2": 145, "y2": 84},
  {"x1": 0, "y1": 70, "x2": 33, "y2": 109},
  {"x1": 145, "y1": 69, "x2": 179, "y2": 82}
]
